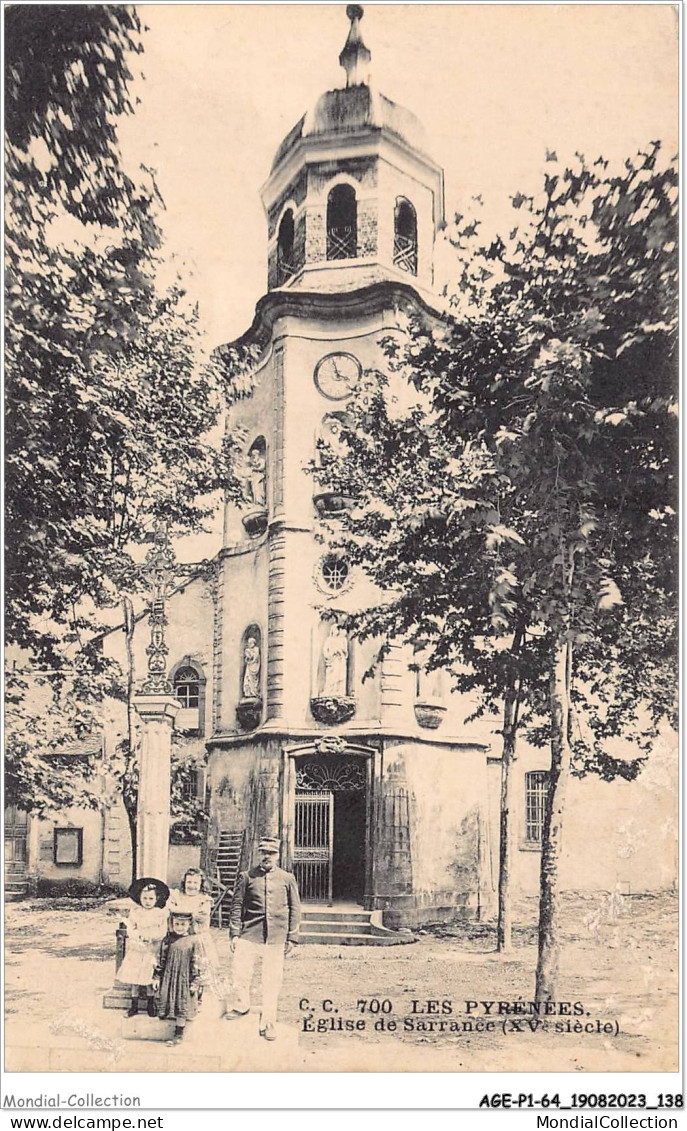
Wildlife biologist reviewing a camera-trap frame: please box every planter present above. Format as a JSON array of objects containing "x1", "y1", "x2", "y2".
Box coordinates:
[
  {"x1": 241, "y1": 507, "x2": 268, "y2": 537},
  {"x1": 414, "y1": 702, "x2": 447, "y2": 730},
  {"x1": 310, "y1": 695, "x2": 356, "y2": 725},
  {"x1": 236, "y1": 696, "x2": 263, "y2": 730},
  {"x1": 313, "y1": 490, "x2": 355, "y2": 518}
]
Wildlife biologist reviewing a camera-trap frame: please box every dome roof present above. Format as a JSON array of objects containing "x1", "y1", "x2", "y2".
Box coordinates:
[
  {"x1": 270, "y1": 8, "x2": 432, "y2": 174},
  {"x1": 270, "y1": 85, "x2": 430, "y2": 173}
]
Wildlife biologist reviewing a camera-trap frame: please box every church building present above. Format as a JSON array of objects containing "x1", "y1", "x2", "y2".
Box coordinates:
[
  {"x1": 8, "y1": 7, "x2": 676, "y2": 924},
  {"x1": 192, "y1": 3, "x2": 491, "y2": 928}
]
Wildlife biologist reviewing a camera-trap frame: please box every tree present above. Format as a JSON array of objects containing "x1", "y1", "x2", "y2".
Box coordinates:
[
  {"x1": 314, "y1": 143, "x2": 677, "y2": 995},
  {"x1": 5, "y1": 5, "x2": 144, "y2": 228},
  {"x1": 4, "y1": 6, "x2": 251, "y2": 877}
]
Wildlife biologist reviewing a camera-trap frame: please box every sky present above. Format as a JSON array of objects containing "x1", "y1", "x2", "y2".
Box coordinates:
[{"x1": 118, "y1": 3, "x2": 678, "y2": 349}]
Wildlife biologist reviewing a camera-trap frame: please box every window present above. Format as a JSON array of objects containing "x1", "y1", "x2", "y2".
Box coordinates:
[
  {"x1": 277, "y1": 209, "x2": 295, "y2": 284},
  {"x1": 320, "y1": 554, "x2": 350, "y2": 592},
  {"x1": 174, "y1": 666, "x2": 200, "y2": 709},
  {"x1": 180, "y1": 770, "x2": 203, "y2": 803},
  {"x1": 394, "y1": 198, "x2": 418, "y2": 274},
  {"x1": 327, "y1": 184, "x2": 357, "y2": 260},
  {"x1": 525, "y1": 771, "x2": 550, "y2": 844},
  {"x1": 54, "y1": 827, "x2": 83, "y2": 867}
]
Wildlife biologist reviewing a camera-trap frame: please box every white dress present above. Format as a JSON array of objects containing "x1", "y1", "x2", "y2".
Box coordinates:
[{"x1": 116, "y1": 904, "x2": 168, "y2": 988}]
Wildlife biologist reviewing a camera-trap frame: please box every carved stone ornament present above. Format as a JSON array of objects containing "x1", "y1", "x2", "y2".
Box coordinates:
[
  {"x1": 313, "y1": 735, "x2": 347, "y2": 756},
  {"x1": 313, "y1": 489, "x2": 355, "y2": 517},
  {"x1": 414, "y1": 702, "x2": 447, "y2": 730},
  {"x1": 140, "y1": 525, "x2": 177, "y2": 695},
  {"x1": 310, "y1": 695, "x2": 356, "y2": 725},
  {"x1": 241, "y1": 507, "x2": 268, "y2": 537},
  {"x1": 236, "y1": 696, "x2": 263, "y2": 731}
]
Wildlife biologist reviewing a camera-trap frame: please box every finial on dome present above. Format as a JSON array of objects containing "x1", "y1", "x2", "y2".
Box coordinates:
[{"x1": 339, "y1": 4, "x2": 372, "y2": 88}]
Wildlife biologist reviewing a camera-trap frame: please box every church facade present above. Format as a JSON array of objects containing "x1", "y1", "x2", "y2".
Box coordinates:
[
  {"x1": 8, "y1": 8, "x2": 676, "y2": 919},
  {"x1": 192, "y1": 6, "x2": 491, "y2": 927}
]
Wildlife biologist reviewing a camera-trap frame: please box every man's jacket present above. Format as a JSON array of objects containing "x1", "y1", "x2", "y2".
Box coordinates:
[{"x1": 229, "y1": 865, "x2": 301, "y2": 944}]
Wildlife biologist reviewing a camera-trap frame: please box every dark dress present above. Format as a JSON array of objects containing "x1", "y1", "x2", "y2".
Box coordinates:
[{"x1": 155, "y1": 932, "x2": 205, "y2": 1022}]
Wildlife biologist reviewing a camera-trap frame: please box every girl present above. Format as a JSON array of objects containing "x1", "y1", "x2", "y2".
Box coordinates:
[
  {"x1": 167, "y1": 867, "x2": 211, "y2": 931},
  {"x1": 116, "y1": 877, "x2": 169, "y2": 1017},
  {"x1": 167, "y1": 868, "x2": 226, "y2": 1004},
  {"x1": 153, "y1": 911, "x2": 205, "y2": 1046}
]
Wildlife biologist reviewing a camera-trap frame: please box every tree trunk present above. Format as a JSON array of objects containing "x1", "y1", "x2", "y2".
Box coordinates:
[
  {"x1": 122, "y1": 596, "x2": 137, "y2": 885},
  {"x1": 126, "y1": 802, "x2": 137, "y2": 887},
  {"x1": 535, "y1": 634, "x2": 573, "y2": 1002},
  {"x1": 496, "y1": 691, "x2": 518, "y2": 952}
]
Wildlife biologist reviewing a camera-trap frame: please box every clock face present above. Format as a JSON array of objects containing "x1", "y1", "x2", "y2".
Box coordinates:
[{"x1": 314, "y1": 352, "x2": 361, "y2": 400}]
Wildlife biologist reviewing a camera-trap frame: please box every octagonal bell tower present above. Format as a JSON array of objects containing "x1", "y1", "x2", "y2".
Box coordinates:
[
  {"x1": 207, "y1": 7, "x2": 493, "y2": 928},
  {"x1": 263, "y1": 5, "x2": 444, "y2": 297}
]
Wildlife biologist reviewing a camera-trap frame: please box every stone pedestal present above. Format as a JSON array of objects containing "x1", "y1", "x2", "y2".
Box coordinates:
[{"x1": 134, "y1": 694, "x2": 180, "y2": 882}]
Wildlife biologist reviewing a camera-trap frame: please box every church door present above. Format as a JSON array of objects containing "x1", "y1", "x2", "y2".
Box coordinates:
[{"x1": 292, "y1": 754, "x2": 367, "y2": 904}]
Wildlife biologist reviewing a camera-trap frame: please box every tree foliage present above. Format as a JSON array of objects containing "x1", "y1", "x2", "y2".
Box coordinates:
[
  {"x1": 4, "y1": 6, "x2": 248, "y2": 831},
  {"x1": 315, "y1": 143, "x2": 677, "y2": 992},
  {"x1": 5, "y1": 4, "x2": 144, "y2": 227}
]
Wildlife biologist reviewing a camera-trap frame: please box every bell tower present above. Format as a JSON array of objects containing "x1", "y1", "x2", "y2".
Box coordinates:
[
  {"x1": 262, "y1": 5, "x2": 444, "y2": 296},
  {"x1": 208, "y1": 7, "x2": 492, "y2": 927}
]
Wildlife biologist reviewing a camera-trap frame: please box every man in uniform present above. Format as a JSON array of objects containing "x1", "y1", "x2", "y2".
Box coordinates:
[{"x1": 224, "y1": 836, "x2": 301, "y2": 1040}]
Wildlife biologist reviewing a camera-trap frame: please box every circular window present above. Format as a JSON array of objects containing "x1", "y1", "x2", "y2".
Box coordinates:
[{"x1": 319, "y1": 554, "x2": 350, "y2": 592}]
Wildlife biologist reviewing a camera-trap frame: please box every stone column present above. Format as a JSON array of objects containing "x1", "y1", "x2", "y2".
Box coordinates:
[{"x1": 133, "y1": 694, "x2": 180, "y2": 881}]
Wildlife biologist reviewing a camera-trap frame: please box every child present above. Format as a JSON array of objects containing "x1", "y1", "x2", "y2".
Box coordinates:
[
  {"x1": 167, "y1": 868, "x2": 225, "y2": 1004},
  {"x1": 167, "y1": 868, "x2": 212, "y2": 930},
  {"x1": 116, "y1": 877, "x2": 169, "y2": 1017},
  {"x1": 153, "y1": 911, "x2": 205, "y2": 1046}
]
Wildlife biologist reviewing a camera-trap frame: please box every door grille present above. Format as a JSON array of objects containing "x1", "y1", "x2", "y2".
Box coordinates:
[{"x1": 293, "y1": 791, "x2": 333, "y2": 903}]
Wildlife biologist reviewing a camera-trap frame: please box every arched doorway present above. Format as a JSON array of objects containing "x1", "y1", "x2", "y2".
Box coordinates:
[{"x1": 291, "y1": 752, "x2": 368, "y2": 905}]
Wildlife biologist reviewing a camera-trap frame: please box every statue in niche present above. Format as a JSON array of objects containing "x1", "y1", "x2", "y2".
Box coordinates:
[
  {"x1": 321, "y1": 624, "x2": 348, "y2": 696},
  {"x1": 246, "y1": 446, "x2": 267, "y2": 507},
  {"x1": 242, "y1": 635, "x2": 261, "y2": 698}
]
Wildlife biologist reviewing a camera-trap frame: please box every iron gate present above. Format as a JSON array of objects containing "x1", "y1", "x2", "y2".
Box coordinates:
[{"x1": 293, "y1": 791, "x2": 333, "y2": 903}]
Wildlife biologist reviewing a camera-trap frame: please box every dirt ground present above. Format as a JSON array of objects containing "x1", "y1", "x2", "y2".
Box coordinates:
[{"x1": 4, "y1": 891, "x2": 677, "y2": 1072}]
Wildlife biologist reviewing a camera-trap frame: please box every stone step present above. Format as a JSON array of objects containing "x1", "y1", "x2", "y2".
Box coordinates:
[
  {"x1": 303, "y1": 920, "x2": 373, "y2": 935},
  {"x1": 303, "y1": 909, "x2": 370, "y2": 923},
  {"x1": 299, "y1": 931, "x2": 415, "y2": 946}
]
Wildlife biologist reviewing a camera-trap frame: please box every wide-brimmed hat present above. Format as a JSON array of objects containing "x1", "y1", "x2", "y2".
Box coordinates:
[
  {"x1": 258, "y1": 837, "x2": 280, "y2": 854},
  {"x1": 128, "y1": 876, "x2": 170, "y2": 907}
]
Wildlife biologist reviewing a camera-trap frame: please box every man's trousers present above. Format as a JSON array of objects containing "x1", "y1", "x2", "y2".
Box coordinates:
[{"x1": 230, "y1": 937, "x2": 285, "y2": 1025}]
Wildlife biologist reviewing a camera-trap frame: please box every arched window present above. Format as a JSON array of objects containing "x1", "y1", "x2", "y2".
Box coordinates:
[
  {"x1": 327, "y1": 184, "x2": 357, "y2": 260},
  {"x1": 277, "y1": 209, "x2": 295, "y2": 284},
  {"x1": 171, "y1": 658, "x2": 206, "y2": 733},
  {"x1": 393, "y1": 198, "x2": 418, "y2": 274},
  {"x1": 174, "y1": 666, "x2": 200, "y2": 709}
]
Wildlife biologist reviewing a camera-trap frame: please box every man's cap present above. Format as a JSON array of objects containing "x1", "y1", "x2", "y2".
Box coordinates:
[
  {"x1": 258, "y1": 837, "x2": 280, "y2": 854},
  {"x1": 169, "y1": 909, "x2": 194, "y2": 920}
]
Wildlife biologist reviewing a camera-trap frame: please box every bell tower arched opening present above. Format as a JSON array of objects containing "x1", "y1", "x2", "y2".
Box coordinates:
[
  {"x1": 276, "y1": 209, "x2": 295, "y2": 284},
  {"x1": 393, "y1": 197, "x2": 418, "y2": 275},
  {"x1": 326, "y1": 183, "x2": 357, "y2": 260}
]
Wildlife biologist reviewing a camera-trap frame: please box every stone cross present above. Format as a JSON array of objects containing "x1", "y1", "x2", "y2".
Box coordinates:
[{"x1": 134, "y1": 524, "x2": 180, "y2": 881}]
